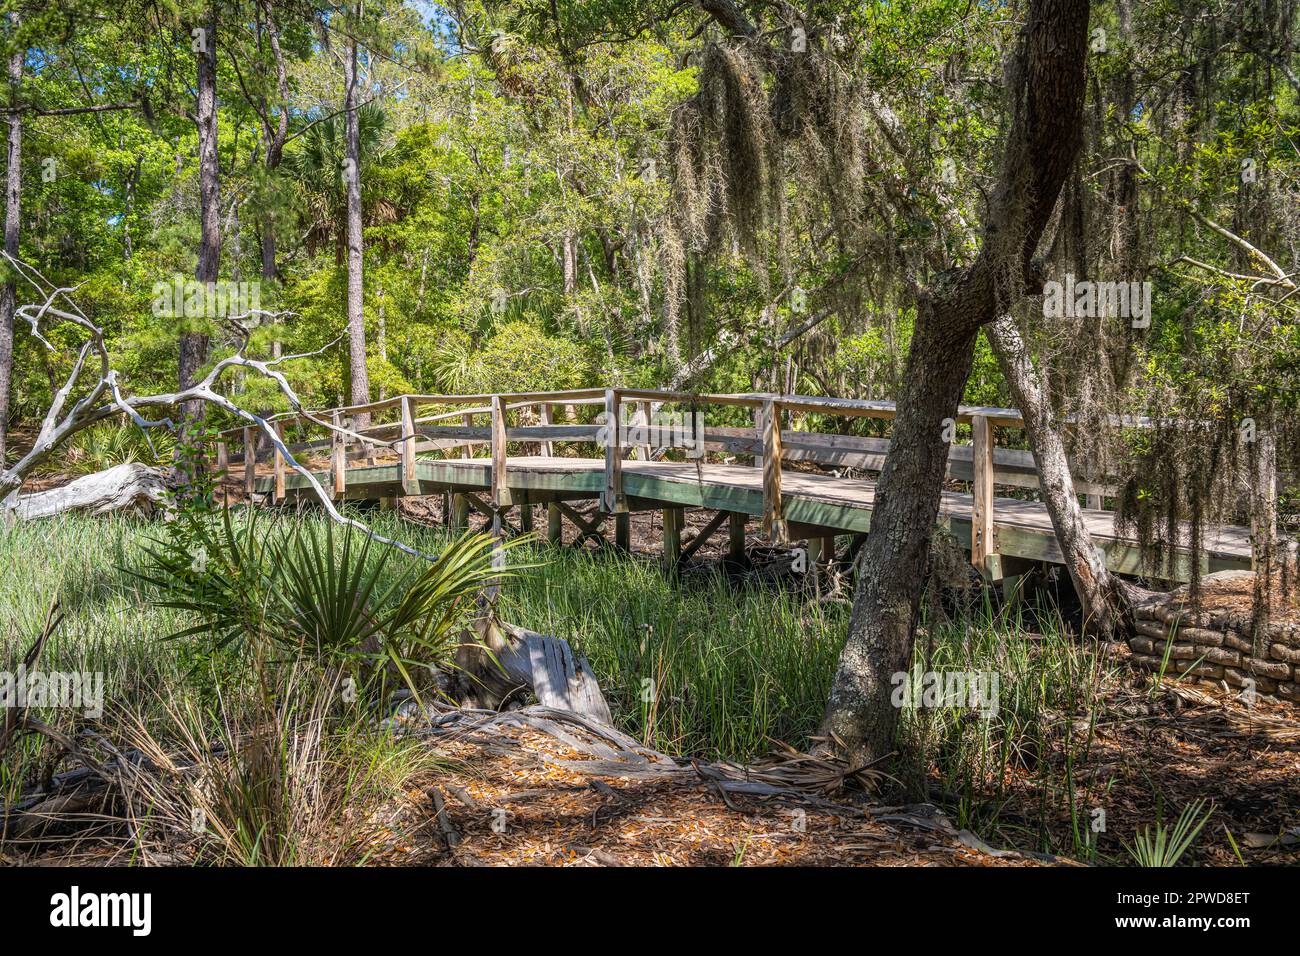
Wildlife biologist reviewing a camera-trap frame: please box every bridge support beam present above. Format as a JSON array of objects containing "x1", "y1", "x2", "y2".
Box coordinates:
[
  {"x1": 547, "y1": 502, "x2": 562, "y2": 545},
  {"x1": 452, "y1": 493, "x2": 469, "y2": 530},
  {"x1": 970, "y1": 413, "x2": 997, "y2": 577},
  {"x1": 728, "y1": 512, "x2": 747, "y2": 563},
  {"x1": 662, "y1": 507, "x2": 683, "y2": 574}
]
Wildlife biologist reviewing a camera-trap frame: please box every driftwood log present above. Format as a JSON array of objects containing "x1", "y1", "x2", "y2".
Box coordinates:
[
  {"x1": 6, "y1": 463, "x2": 169, "y2": 519},
  {"x1": 454, "y1": 616, "x2": 612, "y2": 723}
]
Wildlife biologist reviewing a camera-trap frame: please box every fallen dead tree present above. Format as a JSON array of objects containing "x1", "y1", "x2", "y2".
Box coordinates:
[{"x1": 7, "y1": 462, "x2": 169, "y2": 519}]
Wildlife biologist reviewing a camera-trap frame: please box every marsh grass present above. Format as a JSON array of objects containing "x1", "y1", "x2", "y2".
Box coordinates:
[{"x1": 2, "y1": 511, "x2": 1120, "y2": 861}]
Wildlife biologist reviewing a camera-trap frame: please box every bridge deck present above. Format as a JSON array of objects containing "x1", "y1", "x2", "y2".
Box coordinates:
[{"x1": 262, "y1": 455, "x2": 1253, "y2": 578}]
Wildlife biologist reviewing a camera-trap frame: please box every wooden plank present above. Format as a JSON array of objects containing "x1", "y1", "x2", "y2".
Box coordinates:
[
  {"x1": 491, "y1": 395, "x2": 512, "y2": 508},
  {"x1": 970, "y1": 414, "x2": 994, "y2": 573},
  {"x1": 400, "y1": 396, "x2": 419, "y2": 494},
  {"x1": 539, "y1": 403, "x2": 554, "y2": 457},
  {"x1": 601, "y1": 388, "x2": 627, "y2": 513},
  {"x1": 761, "y1": 399, "x2": 787, "y2": 543},
  {"x1": 331, "y1": 411, "x2": 346, "y2": 498}
]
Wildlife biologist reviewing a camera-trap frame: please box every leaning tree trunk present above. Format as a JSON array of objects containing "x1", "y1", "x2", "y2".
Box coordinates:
[
  {"x1": 342, "y1": 35, "x2": 370, "y2": 430},
  {"x1": 822, "y1": 0, "x2": 1092, "y2": 765},
  {"x1": 0, "y1": 10, "x2": 22, "y2": 468},
  {"x1": 986, "y1": 313, "x2": 1134, "y2": 634},
  {"x1": 184, "y1": 8, "x2": 220, "y2": 433},
  {"x1": 822, "y1": 306, "x2": 980, "y2": 763}
]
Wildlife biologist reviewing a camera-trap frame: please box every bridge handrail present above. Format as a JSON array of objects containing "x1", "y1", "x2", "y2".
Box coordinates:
[{"x1": 210, "y1": 386, "x2": 1273, "y2": 577}]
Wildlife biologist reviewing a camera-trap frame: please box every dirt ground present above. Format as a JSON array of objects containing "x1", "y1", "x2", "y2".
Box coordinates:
[{"x1": 350, "y1": 670, "x2": 1300, "y2": 867}]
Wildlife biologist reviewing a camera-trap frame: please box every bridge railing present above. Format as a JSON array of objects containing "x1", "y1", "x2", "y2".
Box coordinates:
[{"x1": 211, "y1": 387, "x2": 1276, "y2": 576}]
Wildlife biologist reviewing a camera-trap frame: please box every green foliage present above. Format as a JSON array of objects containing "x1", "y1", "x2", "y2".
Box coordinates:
[
  {"x1": 132, "y1": 507, "x2": 517, "y2": 703},
  {"x1": 1123, "y1": 800, "x2": 1215, "y2": 868},
  {"x1": 39, "y1": 419, "x2": 175, "y2": 475}
]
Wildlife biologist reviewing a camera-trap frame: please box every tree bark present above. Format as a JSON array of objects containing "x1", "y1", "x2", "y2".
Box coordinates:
[
  {"x1": 184, "y1": 8, "x2": 220, "y2": 430},
  {"x1": 258, "y1": 1, "x2": 288, "y2": 322},
  {"x1": 822, "y1": 309, "x2": 981, "y2": 762},
  {"x1": 822, "y1": 0, "x2": 1092, "y2": 765},
  {"x1": 986, "y1": 313, "x2": 1133, "y2": 634},
  {"x1": 0, "y1": 10, "x2": 22, "y2": 468},
  {"x1": 342, "y1": 34, "x2": 370, "y2": 428}
]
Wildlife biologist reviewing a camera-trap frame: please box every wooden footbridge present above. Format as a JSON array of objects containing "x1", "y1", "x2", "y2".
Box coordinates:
[{"x1": 213, "y1": 387, "x2": 1261, "y2": 585}]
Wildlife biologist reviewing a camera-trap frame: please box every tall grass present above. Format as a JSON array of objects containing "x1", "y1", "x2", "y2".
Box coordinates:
[
  {"x1": 498, "y1": 545, "x2": 846, "y2": 759},
  {"x1": 1, "y1": 510, "x2": 1121, "y2": 861}
]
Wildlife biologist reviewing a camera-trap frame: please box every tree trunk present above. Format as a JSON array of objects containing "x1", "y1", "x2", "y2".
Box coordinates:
[
  {"x1": 0, "y1": 10, "x2": 22, "y2": 468},
  {"x1": 986, "y1": 313, "x2": 1133, "y2": 634},
  {"x1": 259, "y1": 1, "x2": 288, "y2": 353},
  {"x1": 342, "y1": 35, "x2": 370, "y2": 428},
  {"x1": 821, "y1": 0, "x2": 1092, "y2": 765},
  {"x1": 822, "y1": 306, "x2": 980, "y2": 763},
  {"x1": 184, "y1": 8, "x2": 220, "y2": 431}
]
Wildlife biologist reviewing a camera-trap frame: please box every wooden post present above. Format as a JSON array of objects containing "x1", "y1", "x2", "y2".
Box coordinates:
[
  {"x1": 520, "y1": 502, "x2": 534, "y2": 533},
  {"x1": 547, "y1": 502, "x2": 562, "y2": 545},
  {"x1": 602, "y1": 388, "x2": 627, "y2": 514},
  {"x1": 806, "y1": 536, "x2": 822, "y2": 589},
  {"x1": 399, "y1": 396, "x2": 419, "y2": 495},
  {"x1": 1250, "y1": 430, "x2": 1278, "y2": 570},
  {"x1": 728, "y1": 512, "x2": 746, "y2": 562},
  {"x1": 331, "y1": 411, "x2": 347, "y2": 499},
  {"x1": 760, "y1": 399, "x2": 786, "y2": 544},
  {"x1": 819, "y1": 534, "x2": 836, "y2": 567},
  {"x1": 663, "y1": 506, "x2": 683, "y2": 573},
  {"x1": 634, "y1": 401, "x2": 653, "y2": 461},
  {"x1": 461, "y1": 412, "x2": 473, "y2": 459},
  {"x1": 215, "y1": 440, "x2": 229, "y2": 473},
  {"x1": 452, "y1": 493, "x2": 470, "y2": 529},
  {"x1": 539, "y1": 403, "x2": 555, "y2": 457},
  {"x1": 971, "y1": 413, "x2": 995, "y2": 575},
  {"x1": 490, "y1": 395, "x2": 511, "y2": 508},
  {"x1": 753, "y1": 403, "x2": 764, "y2": 470},
  {"x1": 273, "y1": 420, "x2": 286, "y2": 502},
  {"x1": 615, "y1": 512, "x2": 631, "y2": 550},
  {"x1": 242, "y1": 426, "x2": 255, "y2": 498}
]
